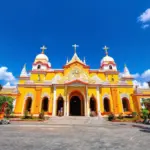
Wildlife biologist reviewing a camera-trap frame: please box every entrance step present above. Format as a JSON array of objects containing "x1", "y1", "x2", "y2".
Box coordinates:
[{"x1": 47, "y1": 116, "x2": 106, "y2": 125}]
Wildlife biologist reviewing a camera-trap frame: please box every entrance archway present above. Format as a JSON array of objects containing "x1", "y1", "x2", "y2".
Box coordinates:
[
  {"x1": 122, "y1": 97, "x2": 130, "y2": 112},
  {"x1": 104, "y1": 98, "x2": 110, "y2": 112},
  {"x1": 90, "y1": 97, "x2": 97, "y2": 115},
  {"x1": 41, "y1": 97, "x2": 49, "y2": 112},
  {"x1": 69, "y1": 91, "x2": 84, "y2": 116},
  {"x1": 56, "y1": 96, "x2": 64, "y2": 116},
  {"x1": 25, "y1": 97, "x2": 32, "y2": 113}
]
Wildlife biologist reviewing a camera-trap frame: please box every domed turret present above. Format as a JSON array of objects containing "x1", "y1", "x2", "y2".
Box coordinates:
[
  {"x1": 32, "y1": 45, "x2": 51, "y2": 71},
  {"x1": 100, "y1": 46, "x2": 117, "y2": 71}
]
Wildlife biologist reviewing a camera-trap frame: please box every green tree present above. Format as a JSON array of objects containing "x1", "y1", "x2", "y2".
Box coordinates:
[
  {"x1": 0, "y1": 96, "x2": 14, "y2": 113},
  {"x1": 142, "y1": 98, "x2": 150, "y2": 110},
  {"x1": 0, "y1": 84, "x2": 2, "y2": 91}
]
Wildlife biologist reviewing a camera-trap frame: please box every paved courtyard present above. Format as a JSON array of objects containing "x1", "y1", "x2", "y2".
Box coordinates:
[{"x1": 0, "y1": 122, "x2": 150, "y2": 150}]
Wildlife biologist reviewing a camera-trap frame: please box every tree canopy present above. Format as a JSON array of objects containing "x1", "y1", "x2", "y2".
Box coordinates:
[
  {"x1": 0, "y1": 96, "x2": 14, "y2": 112},
  {"x1": 0, "y1": 84, "x2": 2, "y2": 91}
]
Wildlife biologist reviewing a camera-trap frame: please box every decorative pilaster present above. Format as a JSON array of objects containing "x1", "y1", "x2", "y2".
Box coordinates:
[
  {"x1": 52, "y1": 86, "x2": 56, "y2": 116},
  {"x1": 85, "y1": 85, "x2": 89, "y2": 116},
  {"x1": 66, "y1": 95, "x2": 69, "y2": 116},
  {"x1": 96, "y1": 86, "x2": 101, "y2": 116},
  {"x1": 64, "y1": 86, "x2": 67, "y2": 116}
]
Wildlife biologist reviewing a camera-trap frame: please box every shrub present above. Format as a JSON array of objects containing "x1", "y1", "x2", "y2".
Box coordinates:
[
  {"x1": 132, "y1": 112, "x2": 137, "y2": 118},
  {"x1": 23, "y1": 110, "x2": 29, "y2": 119},
  {"x1": 39, "y1": 110, "x2": 45, "y2": 120},
  {"x1": 108, "y1": 113, "x2": 115, "y2": 121},
  {"x1": 5, "y1": 107, "x2": 11, "y2": 118},
  {"x1": 118, "y1": 113, "x2": 124, "y2": 119}
]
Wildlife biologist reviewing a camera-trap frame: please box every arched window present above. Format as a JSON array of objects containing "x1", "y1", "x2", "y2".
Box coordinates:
[
  {"x1": 25, "y1": 97, "x2": 32, "y2": 113},
  {"x1": 122, "y1": 98, "x2": 130, "y2": 112},
  {"x1": 104, "y1": 98, "x2": 110, "y2": 112},
  {"x1": 37, "y1": 65, "x2": 41, "y2": 69},
  {"x1": 109, "y1": 65, "x2": 113, "y2": 70},
  {"x1": 42, "y1": 97, "x2": 49, "y2": 112}
]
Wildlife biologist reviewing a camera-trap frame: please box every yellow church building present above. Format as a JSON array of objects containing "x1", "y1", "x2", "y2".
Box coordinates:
[{"x1": 11, "y1": 45, "x2": 148, "y2": 117}]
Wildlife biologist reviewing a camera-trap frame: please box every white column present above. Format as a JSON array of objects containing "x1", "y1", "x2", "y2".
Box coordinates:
[
  {"x1": 96, "y1": 86, "x2": 101, "y2": 116},
  {"x1": 52, "y1": 86, "x2": 56, "y2": 116}
]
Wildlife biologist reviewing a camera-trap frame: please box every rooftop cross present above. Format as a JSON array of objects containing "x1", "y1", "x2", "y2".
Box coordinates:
[
  {"x1": 103, "y1": 45, "x2": 109, "y2": 55},
  {"x1": 72, "y1": 44, "x2": 79, "y2": 53},
  {"x1": 40, "y1": 45, "x2": 47, "y2": 54}
]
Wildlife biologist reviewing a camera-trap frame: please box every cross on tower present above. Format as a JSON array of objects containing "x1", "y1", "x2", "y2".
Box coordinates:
[
  {"x1": 103, "y1": 45, "x2": 109, "y2": 55},
  {"x1": 40, "y1": 45, "x2": 47, "y2": 54},
  {"x1": 72, "y1": 44, "x2": 79, "y2": 53}
]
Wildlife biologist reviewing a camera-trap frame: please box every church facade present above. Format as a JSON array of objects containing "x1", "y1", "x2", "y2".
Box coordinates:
[{"x1": 14, "y1": 45, "x2": 140, "y2": 117}]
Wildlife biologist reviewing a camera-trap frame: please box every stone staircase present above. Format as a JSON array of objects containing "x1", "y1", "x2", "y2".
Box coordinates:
[{"x1": 47, "y1": 116, "x2": 107, "y2": 126}]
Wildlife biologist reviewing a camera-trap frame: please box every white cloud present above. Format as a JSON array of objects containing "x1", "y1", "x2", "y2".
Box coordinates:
[
  {"x1": 132, "y1": 73, "x2": 140, "y2": 78},
  {"x1": 138, "y1": 8, "x2": 150, "y2": 23},
  {"x1": 141, "y1": 24, "x2": 150, "y2": 29},
  {"x1": 133, "y1": 80, "x2": 149, "y2": 89},
  {"x1": 141, "y1": 69, "x2": 150, "y2": 81},
  {"x1": 0, "y1": 66, "x2": 17, "y2": 85},
  {"x1": 138, "y1": 8, "x2": 150, "y2": 29}
]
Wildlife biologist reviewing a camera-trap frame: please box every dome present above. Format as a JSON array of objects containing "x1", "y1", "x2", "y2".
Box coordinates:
[
  {"x1": 35, "y1": 53, "x2": 49, "y2": 62},
  {"x1": 101, "y1": 55, "x2": 114, "y2": 64}
]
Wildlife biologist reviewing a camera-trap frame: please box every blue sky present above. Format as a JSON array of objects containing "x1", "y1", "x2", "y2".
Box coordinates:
[{"x1": 0, "y1": 0, "x2": 150, "y2": 87}]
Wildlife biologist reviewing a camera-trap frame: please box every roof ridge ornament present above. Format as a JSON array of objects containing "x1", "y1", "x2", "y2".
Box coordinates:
[
  {"x1": 103, "y1": 45, "x2": 109, "y2": 56},
  {"x1": 40, "y1": 45, "x2": 47, "y2": 54}
]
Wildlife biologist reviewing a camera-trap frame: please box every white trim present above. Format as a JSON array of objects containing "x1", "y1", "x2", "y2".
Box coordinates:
[
  {"x1": 41, "y1": 92, "x2": 50, "y2": 99},
  {"x1": 120, "y1": 93, "x2": 129, "y2": 100},
  {"x1": 102, "y1": 93, "x2": 110, "y2": 100}
]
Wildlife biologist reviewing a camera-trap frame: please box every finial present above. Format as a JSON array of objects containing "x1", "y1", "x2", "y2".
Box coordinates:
[
  {"x1": 83, "y1": 57, "x2": 86, "y2": 64},
  {"x1": 40, "y1": 45, "x2": 47, "y2": 54},
  {"x1": 124, "y1": 63, "x2": 127, "y2": 67},
  {"x1": 103, "y1": 45, "x2": 109, "y2": 55},
  {"x1": 72, "y1": 44, "x2": 79, "y2": 53},
  {"x1": 24, "y1": 63, "x2": 26, "y2": 68}
]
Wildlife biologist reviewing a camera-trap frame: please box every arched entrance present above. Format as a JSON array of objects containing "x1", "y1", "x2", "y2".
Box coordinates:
[
  {"x1": 89, "y1": 97, "x2": 97, "y2": 115},
  {"x1": 122, "y1": 97, "x2": 130, "y2": 112},
  {"x1": 24, "y1": 97, "x2": 32, "y2": 113},
  {"x1": 41, "y1": 97, "x2": 49, "y2": 112},
  {"x1": 69, "y1": 91, "x2": 84, "y2": 116},
  {"x1": 56, "y1": 96, "x2": 64, "y2": 116},
  {"x1": 104, "y1": 97, "x2": 110, "y2": 112}
]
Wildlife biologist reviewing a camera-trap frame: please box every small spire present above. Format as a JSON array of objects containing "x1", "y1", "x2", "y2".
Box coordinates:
[
  {"x1": 40, "y1": 45, "x2": 47, "y2": 54},
  {"x1": 20, "y1": 64, "x2": 28, "y2": 77},
  {"x1": 72, "y1": 44, "x2": 79, "y2": 53},
  {"x1": 123, "y1": 64, "x2": 130, "y2": 77},
  {"x1": 66, "y1": 57, "x2": 69, "y2": 64},
  {"x1": 103, "y1": 45, "x2": 109, "y2": 56},
  {"x1": 83, "y1": 57, "x2": 86, "y2": 64}
]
